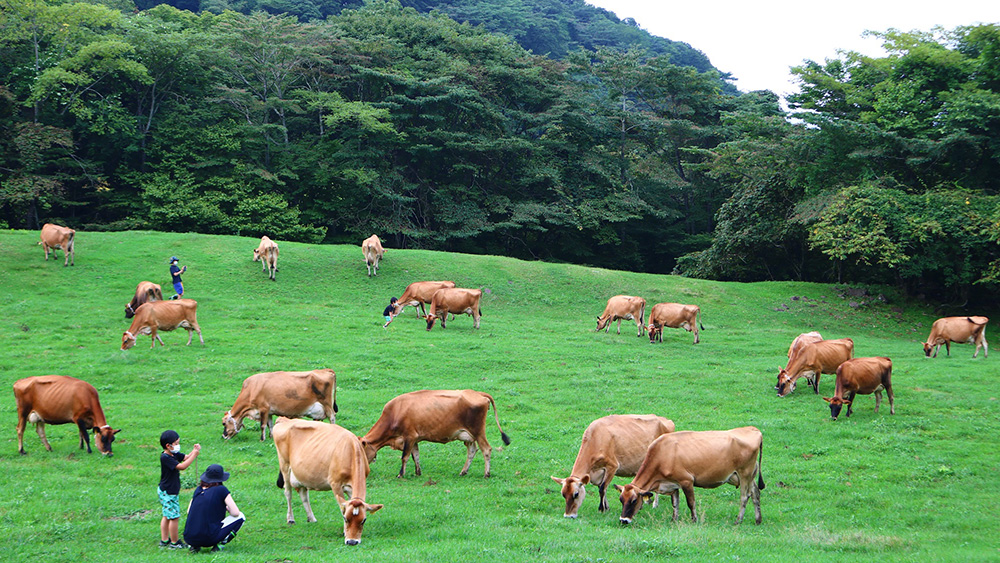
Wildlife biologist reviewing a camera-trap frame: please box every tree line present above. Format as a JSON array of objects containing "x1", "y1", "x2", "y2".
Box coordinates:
[{"x1": 1, "y1": 0, "x2": 998, "y2": 304}]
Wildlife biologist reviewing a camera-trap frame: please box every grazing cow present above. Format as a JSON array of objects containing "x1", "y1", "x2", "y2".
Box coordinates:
[
  {"x1": 775, "y1": 338, "x2": 854, "y2": 397},
  {"x1": 361, "y1": 235, "x2": 385, "y2": 277},
  {"x1": 121, "y1": 299, "x2": 203, "y2": 350},
  {"x1": 273, "y1": 418, "x2": 383, "y2": 546},
  {"x1": 125, "y1": 281, "x2": 163, "y2": 319},
  {"x1": 787, "y1": 331, "x2": 823, "y2": 359},
  {"x1": 391, "y1": 281, "x2": 457, "y2": 318},
  {"x1": 551, "y1": 414, "x2": 675, "y2": 518},
  {"x1": 13, "y1": 375, "x2": 121, "y2": 456},
  {"x1": 596, "y1": 295, "x2": 646, "y2": 337},
  {"x1": 424, "y1": 288, "x2": 482, "y2": 330},
  {"x1": 923, "y1": 316, "x2": 989, "y2": 358},
  {"x1": 616, "y1": 426, "x2": 765, "y2": 525},
  {"x1": 39, "y1": 223, "x2": 75, "y2": 266},
  {"x1": 252, "y1": 236, "x2": 279, "y2": 281},
  {"x1": 222, "y1": 369, "x2": 338, "y2": 441},
  {"x1": 646, "y1": 303, "x2": 704, "y2": 344},
  {"x1": 824, "y1": 357, "x2": 895, "y2": 420},
  {"x1": 360, "y1": 389, "x2": 510, "y2": 478}
]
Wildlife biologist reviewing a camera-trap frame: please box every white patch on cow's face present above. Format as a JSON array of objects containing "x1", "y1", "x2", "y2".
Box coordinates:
[{"x1": 352, "y1": 507, "x2": 360, "y2": 516}]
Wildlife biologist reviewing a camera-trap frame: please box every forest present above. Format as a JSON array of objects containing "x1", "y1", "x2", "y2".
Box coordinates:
[{"x1": 1, "y1": 0, "x2": 999, "y2": 304}]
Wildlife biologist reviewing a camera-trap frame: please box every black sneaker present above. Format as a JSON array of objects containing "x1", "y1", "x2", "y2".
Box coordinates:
[
  {"x1": 169, "y1": 541, "x2": 187, "y2": 549},
  {"x1": 189, "y1": 546, "x2": 200, "y2": 553},
  {"x1": 159, "y1": 540, "x2": 170, "y2": 547},
  {"x1": 210, "y1": 545, "x2": 222, "y2": 552}
]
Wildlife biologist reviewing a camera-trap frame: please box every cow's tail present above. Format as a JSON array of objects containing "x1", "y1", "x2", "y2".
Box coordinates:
[
  {"x1": 756, "y1": 439, "x2": 766, "y2": 491},
  {"x1": 486, "y1": 393, "x2": 511, "y2": 447},
  {"x1": 276, "y1": 470, "x2": 284, "y2": 489}
]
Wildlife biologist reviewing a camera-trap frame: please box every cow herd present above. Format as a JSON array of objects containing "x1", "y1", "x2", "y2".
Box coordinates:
[{"x1": 16, "y1": 226, "x2": 993, "y2": 548}]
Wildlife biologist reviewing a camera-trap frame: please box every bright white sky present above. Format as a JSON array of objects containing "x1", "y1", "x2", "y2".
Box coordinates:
[{"x1": 586, "y1": 0, "x2": 1000, "y2": 98}]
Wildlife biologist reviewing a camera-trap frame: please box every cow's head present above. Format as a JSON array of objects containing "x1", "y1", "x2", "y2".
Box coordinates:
[
  {"x1": 341, "y1": 498, "x2": 383, "y2": 545},
  {"x1": 252, "y1": 248, "x2": 261, "y2": 262},
  {"x1": 647, "y1": 324, "x2": 662, "y2": 343},
  {"x1": 615, "y1": 483, "x2": 653, "y2": 524},
  {"x1": 94, "y1": 425, "x2": 121, "y2": 456},
  {"x1": 775, "y1": 368, "x2": 794, "y2": 397},
  {"x1": 360, "y1": 439, "x2": 379, "y2": 464},
  {"x1": 121, "y1": 331, "x2": 137, "y2": 350},
  {"x1": 823, "y1": 397, "x2": 851, "y2": 420},
  {"x1": 125, "y1": 302, "x2": 135, "y2": 319},
  {"x1": 551, "y1": 475, "x2": 590, "y2": 518},
  {"x1": 222, "y1": 411, "x2": 242, "y2": 439},
  {"x1": 424, "y1": 315, "x2": 437, "y2": 331},
  {"x1": 596, "y1": 316, "x2": 608, "y2": 332},
  {"x1": 922, "y1": 342, "x2": 934, "y2": 357}
]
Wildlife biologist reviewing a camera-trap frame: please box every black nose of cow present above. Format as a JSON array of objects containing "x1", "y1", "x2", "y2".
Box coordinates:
[{"x1": 345, "y1": 539, "x2": 360, "y2": 546}]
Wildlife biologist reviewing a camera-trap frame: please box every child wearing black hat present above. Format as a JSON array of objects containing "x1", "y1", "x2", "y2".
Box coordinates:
[
  {"x1": 184, "y1": 464, "x2": 245, "y2": 552},
  {"x1": 158, "y1": 430, "x2": 201, "y2": 548}
]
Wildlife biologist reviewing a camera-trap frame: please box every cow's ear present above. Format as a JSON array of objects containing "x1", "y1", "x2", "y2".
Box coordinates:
[
  {"x1": 580, "y1": 475, "x2": 590, "y2": 485},
  {"x1": 822, "y1": 397, "x2": 832, "y2": 403},
  {"x1": 365, "y1": 503, "x2": 384, "y2": 514},
  {"x1": 842, "y1": 400, "x2": 852, "y2": 406},
  {"x1": 612, "y1": 484, "x2": 624, "y2": 492},
  {"x1": 551, "y1": 476, "x2": 565, "y2": 485},
  {"x1": 641, "y1": 491, "x2": 654, "y2": 500},
  {"x1": 113, "y1": 429, "x2": 122, "y2": 435}
]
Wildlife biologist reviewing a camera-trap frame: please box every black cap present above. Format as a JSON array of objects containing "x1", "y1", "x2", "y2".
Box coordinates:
[{"x1": 160, "y1": 429, "x2": 179, "y2": 449}]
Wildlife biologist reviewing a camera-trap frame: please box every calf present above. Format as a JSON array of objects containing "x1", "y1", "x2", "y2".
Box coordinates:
[
  {"x1": 39, "y1": 223, "x2": 75, "y2": 266},
  {"x1": 360, "y1": 389, "x2": 510, "y2": 478},
  {"x1": 273, "y1": 418, "x2": 383, "y2": 546},
  {"x1": 424, "y1": 288, "x2": 482, "y2": 330},
  {"x1": 252, "y1": 236, "x2": 279, "y2": 281},
  {"x1": 616, "y1": 427, "x2": 764, "y2": 525},
  {"x1": 121, "y1": 299, "x2": 203, "y2": 350},
  {"x1": 596, "y1": 295, "x2": 646, "y2": 337},
  {"x1": 14, "y1": 375, "x2": 121, "y2": 456},
  {"x1": 787, "y1": 331, "x2": 823, "y2": 359},
  {"x1": 646, "y1": 303, "x2": 703, "y2": 344},
  {"x1": 362, "y1": 235, "x2": 385, "y2": 277},
  {"x1": 923, "y1": 316, "x2": 988, "y2": 358},
  {"x1": 125, "y1": 281, "x2": 163, "y2": 319},
  {"x1": 551, "y1": 414, "x2": 675, "y2": 517},
  {"x1": 775, "y1": 338, "x2": 854, "y2": 397},
  {"x1": 391, "y1": 281, "x2": 457, "y2": 318},
  {"x1": 824, "y1": 357, "x2": 894, "y2": 420},
  {"x1": 223, "y1": 369, "x2": 338, "y2": 441}
]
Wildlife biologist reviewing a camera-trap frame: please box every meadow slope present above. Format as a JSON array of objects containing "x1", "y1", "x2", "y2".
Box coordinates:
[{"x1": 0, "y1": 230, "x2": 998, "y2": 562}]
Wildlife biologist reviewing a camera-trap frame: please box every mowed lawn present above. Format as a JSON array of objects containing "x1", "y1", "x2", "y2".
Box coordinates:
[{"x1": 0, "y1": 230, "x2": 998, "y2": 563}]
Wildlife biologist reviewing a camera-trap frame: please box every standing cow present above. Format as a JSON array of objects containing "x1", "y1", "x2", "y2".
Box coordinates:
[
  {"x1": 424, "y1": 288, "x2": 482, "y2": 330},
  {"x1": 125, "y1": 281, "x2": 163, "y2": 318},
  {"x1": 39, "y1": 223, "x2": 75, "y2": 266},
  {"x1": 222, "y1": 369, "x2": 338, "y2": 441},
  {"x1": 787, "y1": 331, "x2": 823, "y2": 359},
  {"x1": 551, "y1": 414, "x2": 675, "y2": 518},
  {"x1": 121, "y1": 299, "x2": 203, "y2": 350},
  {"x1": 362, "y1": 235, "x2": 385, "y2": 277},
  {"x1": 596, "y1": 295, "x2": 646, "y2": 337},
  {"x1": 824, "y1": 357, "x2": 895, "y2": 420},
  {"x1": 14, "y1": 375, "x2": 121, "y2": 456},
  {"x1": 775, "y1": 338, "x2": 854, "y2": 397},
  {"x1": 923, "y1": 316, "x2": 989, "y2": 358},
  {"x1": 646, "y1": 303, "x2": 703, "y2": 344},
  {"x1": 360, "y1": 389, "x2": 510, "y2": 478},
  {"x1": 616, "y1": 427, "x2": 765, "y2": 526},
  {"x1": 391, "y1": 281, "x2": 457, "y2": 318},
  {"x1": 252, "y1": 236, "x2": 279, "y2": 281},
  {"x1": 273, "y1": 418, "x2": 383, "y2": 546}
]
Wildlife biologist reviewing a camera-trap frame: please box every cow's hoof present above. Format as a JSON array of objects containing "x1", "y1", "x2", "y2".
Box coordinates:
[{"x1": 287, "y1": 520, "x2": 295, "y2": 525}]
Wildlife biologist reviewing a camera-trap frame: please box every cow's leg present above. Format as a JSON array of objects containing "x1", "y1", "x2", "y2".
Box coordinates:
[
  {"x1": 43, "y1": 244, "x2": 50, "y2": 261},
  {"x1": 945, "y1": 341, "x2": 951, "y2": 356},
  {"x1": 480, "y1": 437, "x2": 493, "y2": 478},
  {"x1": 736, "y1": 477, "x2": 752, "y2": 525},
  {"x1": 398, "y1": 441, "x2": 411, "y2": 477},
  {"x1": 597, "y1": 481, "x2": 608, "y2": 512},
  {"x1": 282, "y1": 477, "x2": 296, "y2": 524},
  {"x1": 846, "y1": 391, "x2": 857, "y2": 417},
  {"x1": 459, "y1": 441, "x2": 477, "y2": 476},
  {"x1": 616, "y1": 318, "x2": 622, "y2": 335},
  {"x1": 77, "y1": 420, "x2": 93, "y2": 453},
  {"x1": 16, "y1": 414, "x2": 27, "y2": 455},
  {"x1": 670, "y1": 489, "x2": 680, "y2": 521},
  {"x1": 886, "y1": 379, "x2": 895, "y2": 415},
  {"x1": 440, "y1": 314, "x2": 447, "y2": 329},
  {"x1": 189, "y1": 322, "x2": 204, "y2": 345},
  {"x1": 812, "y1": 372, "x2": 821, "y2": 394},
  {"x1": 36, "y1": 421, "x2": 53, "y2": 451},
  {"x1": 260, "y1": 412, "x2": 271, "y2": 441},
  {"x1": 752, "y1": 472, "x2": 763, "y2": 524},
  {"x1": 299, "y1": 489, "x2": 318, "y2": 523},
  {"x1": 473, "y1": 309, "x2": 480, "y2": 329},
  {"x1": 417, "y1": 302, "x2": 425, "y2": 317},
  {"x1": 874, "y1": 390, "x2": 882, "y2": 413},
  {"x1": 681, "y1": 482, "x2": 698, "y2": 522}
]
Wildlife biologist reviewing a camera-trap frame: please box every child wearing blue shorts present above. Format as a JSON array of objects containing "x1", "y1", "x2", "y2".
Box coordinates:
[
  {"x1": 158, "y1": 430, "x2": 200, "y2": 548},
  {"x1": 169, "y1": 257, "x2": 187, "y2": 299}
]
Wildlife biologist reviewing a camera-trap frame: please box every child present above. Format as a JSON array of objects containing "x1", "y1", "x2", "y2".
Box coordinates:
[
  {"x1": 184, "y1": 464, "x2": 246, "y2": 553},
  {"x1": 169, "y1": 256, "x2": 187, "y2": 299},
  {"x1": 382, "y1": 297, "x2": 398, "y2": 328},
  {"x1": 158, "y1": 430, "x2": 201, "y2": 548}
]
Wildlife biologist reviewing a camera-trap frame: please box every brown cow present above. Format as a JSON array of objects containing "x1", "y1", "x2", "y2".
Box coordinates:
[
  {"x1": 424, "y1": 288, "x2": 482, "y2": 330},
  {"x1": 223, "y1": 369, "x2": 338, "y2": 441},
  {"x1": 125, "y1": 281, "x2": 163, "y2": 319},
  {"x1": 14, "y1": 375, "x2": 121, "y2": 456},
  {"x1": 121, "y1": 299, "x2": 203, "y2": 350},
  {"x1": 646, "y1": 303, "x2": 704, "y2": 344},
  {"x1": 824, "y1": 357, "x2": 895, "y2": 420},
  {"x1": 787, "y1": 331, "x2": 823, "y2": 359},
  {"x1": 551, "y1": 414, "x2": 675, "y2": 518},
  {"x1": 39, "y1": 223, "x2": 75, "y2": 266},
  {"x1": 362, "y1": 235, "x2": 385, "y2": 277},
  {"x1": 923, "y1": 316, "x2": 989, "y2": 358},
  {"x1": 775, "y1": 338, "x2": 854, "y2": 397},
  {"x1": 252, "y1": 236, "x2": 279, "y2": 281},
  {"x1": 615, "y1": 427, "x2": 765, "y2": 525},
  {"x1": 360, "y1": 389, "x2": 510, "y2": 478},
  {"x1": 273, "y1": 418, "x2": 383, "y2": 546},
  {"x1": 391, "y1": 281, "x2": 457, "y2": 318},
  {"x1": 596, "y1": 295, "x2": 646, "y2": 337}
]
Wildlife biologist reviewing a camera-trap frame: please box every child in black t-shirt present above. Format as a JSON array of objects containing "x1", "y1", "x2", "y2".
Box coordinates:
[
  {"x1": 158, "y1": 430, "x2": 200, "y2": 548},
  {"x1": 382, "y1": 297, "x2": 398, "y2": 328}
]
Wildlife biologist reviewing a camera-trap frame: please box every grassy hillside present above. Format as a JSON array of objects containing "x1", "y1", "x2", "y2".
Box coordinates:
[{"x1": 0, "y1": 230, "x2": 997, "y2": 562}]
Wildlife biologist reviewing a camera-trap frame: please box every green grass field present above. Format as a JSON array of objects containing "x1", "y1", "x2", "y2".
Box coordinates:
[{"x1": 1, "y1": 230, "x2": 998, "y2": 562}]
